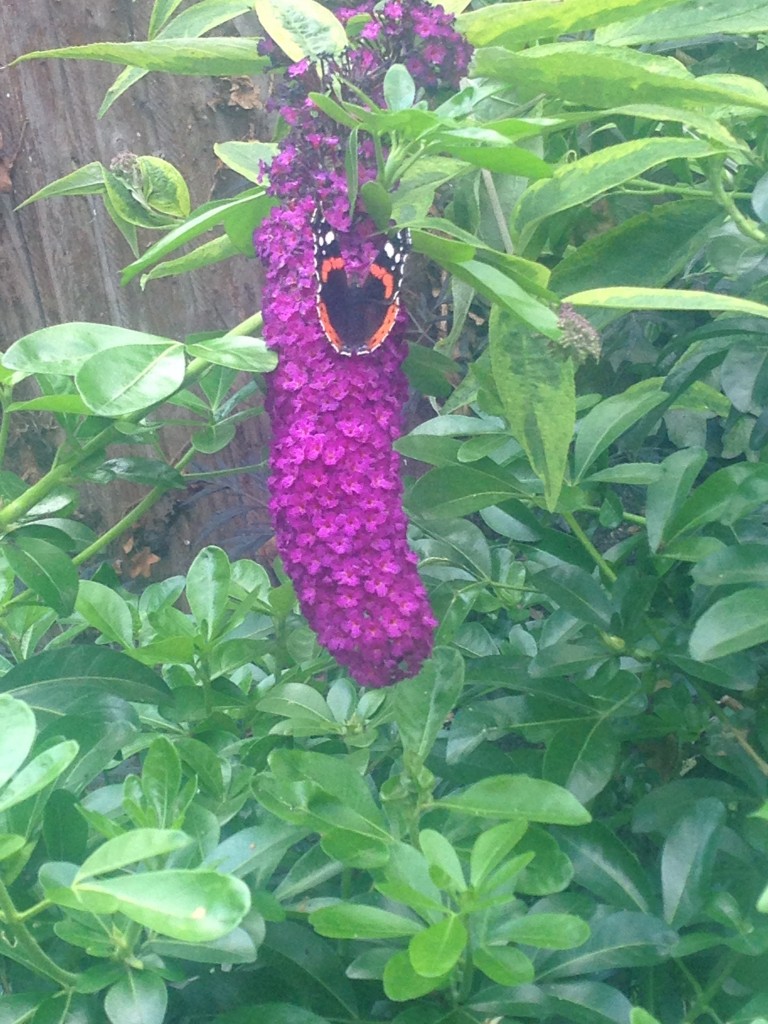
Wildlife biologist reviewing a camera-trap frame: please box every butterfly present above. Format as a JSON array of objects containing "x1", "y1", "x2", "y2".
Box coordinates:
[{"x1": 311, "y1": 208, "x2": 411, "y2": 356}]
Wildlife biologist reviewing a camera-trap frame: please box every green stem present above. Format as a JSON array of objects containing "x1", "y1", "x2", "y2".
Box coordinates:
[
  {"x1": 562, "y1": 510, "x2": 617, "y2": 583},
  {"x1": 708, "y1": 157, "x2": 768, "y2": 245},
  {"x1": 482, "y1": 169, "x2": 515, "y2": 254},
  {"x1": 0, "y1": 393, "x2": 12, "y2": 467},
  {"x1": 0, "y1": 878, "x2": 78, "y2": 988},
  {"x1": 72, "y1": 445, "x2": 198, "y2": 569}
]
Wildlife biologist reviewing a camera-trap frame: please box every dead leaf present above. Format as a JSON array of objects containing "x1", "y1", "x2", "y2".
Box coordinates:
[
  {"x1": 127, "y1": 546, "x2": 161, "y2": 579},
  {"x1": 227, "y1": 76, "x2": 263, "y2": 110}
]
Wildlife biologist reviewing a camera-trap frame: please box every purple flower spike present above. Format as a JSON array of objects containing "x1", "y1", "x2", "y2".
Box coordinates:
[
  {"x1": 253, "y1": 0, "x2": 472, "y2": 684},
  {"x1": 257, "y1": 202, "x2": 437, "y2": 687}
]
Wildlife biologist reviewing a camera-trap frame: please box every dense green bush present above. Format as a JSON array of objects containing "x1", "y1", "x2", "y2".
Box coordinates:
[{"x1": 4, "y1": 1, "x2": 768, "y2": 1021}]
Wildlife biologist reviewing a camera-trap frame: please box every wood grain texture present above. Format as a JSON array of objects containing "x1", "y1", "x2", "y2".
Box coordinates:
[{"x1": 0, "y1": 0, "x2": 273, "y2": 577}]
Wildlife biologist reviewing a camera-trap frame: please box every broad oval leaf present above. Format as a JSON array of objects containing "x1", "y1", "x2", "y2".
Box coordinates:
[
  {"x1": 690, "y1": 588, "x2": 768, "y2": 661},
  {"x1": 76, "y1": 341, "x2": 185, "y2": 416},
  {"x1": 0, "y1": 695, "x2": 36, "y2": 789},
  {"x1": 408, "y1": 915, "x2": 467, "y2": 977},
  {"x1": 436, "y1": 775, "x2": 590, "y2": 826},
  {"x1": 310, "y1": 904, "x2": 422, "y2": 940},
  {"x1": 104, "y1": 970, "x2": 168, "y2": 1024},
  {"x1": 254, "y1": 0, "x2": 347, "y2": 61},
  {"x1": 76, "y1": 870, "x2": 251, "y2": 941},
  {"x1": 76, "y1": 829, "x2": 193, "y2": 882}
]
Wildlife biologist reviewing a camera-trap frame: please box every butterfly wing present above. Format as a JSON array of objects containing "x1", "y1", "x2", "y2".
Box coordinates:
[
  {"x1": 355, "y1": 229, "x2": 411, "y2": 354},
  {"x1": 311, "y1": 208, "x2": 351, "y2": 354}
]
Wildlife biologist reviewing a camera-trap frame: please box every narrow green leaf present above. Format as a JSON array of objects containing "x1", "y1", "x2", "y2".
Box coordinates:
[
  {"x1": 566, "y1": 286, "x2": 768, "y2": 322},
  {"x1": 15, "y1": 162, "x2": 105, "y2": 210},
  {"x1": 148, "y1": 0, "x2": 186, "y2": 37},
  {"x1": 532, "y1": 564, "x2": 612, "y2": 629},
  {"x1": 573, "y1": 383, "x2": 667, "y2": 480},
  {"x1": 142, "y1": 736, "x2": 182, "y2": 829},
  {"x1": 506, "y1": 913, "x2": 590, "y2": 950},
  {"x1": 309, "y1": 904, "x2": 422, "y2": 940},
  {"x1": 13, "y1": 38, "x2": 268, "y2": 76},
  {"x1": 512, "y1": 137, "x2": 719, "y2": 250},
  {"x1": 407, "y1": 465, "x2": 524, "y2": 518},
  {"x1": 489, "y1": 307, "x2": 574, "y2": 510},
  {"x1": 446, "y1": 259, "x2": 560, "y2": 337},
  {"x1": 76, "y1": 829, "x2": 192, "y2": 881},
  {"x1": 543, "y1": 721, "x2": 619, "y2": 804}
]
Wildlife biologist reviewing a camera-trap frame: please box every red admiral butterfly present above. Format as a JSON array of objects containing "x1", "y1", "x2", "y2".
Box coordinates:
[{"x1": 311, "y1": 208, "x2": 411, "y2": 356}]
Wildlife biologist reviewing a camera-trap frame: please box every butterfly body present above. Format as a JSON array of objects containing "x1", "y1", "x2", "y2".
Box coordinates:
[{"x1": 311, "y1": 208, "x2": 411, "y2": 356}]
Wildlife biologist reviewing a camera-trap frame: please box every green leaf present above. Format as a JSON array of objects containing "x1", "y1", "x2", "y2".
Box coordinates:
[
  {"x1": 537, "y1": 911, "x2": 676, "y2": 979},
  {"x1": 309, "y1": 904, "x2": 422, "y2": 940},
  {"x1": 555, "y1": 822, "x2": 652, "y2": 912},
  {"x1": 121, "y1": 190, "x2": 274, "y2": 284},
  {"x1": 76, "y1": 829, "x2": 192, "y2": 881},
  {"x1": 630, "y1": 1010, "x2": 663, "y2": 1024},
  {"x1": 408, "y1": 915, "x2": 467, "y2": 977},
  {"x1": 690, "y1": 588, "x2": 768, "y2": 661},
  {"x1": 573, "y1": 383, "x2": 667, "y2": 480},
  {"x1": 383, "y1": 949, "x2": 447, "y2": 1001},
  {"x1": 0, "y1": 834, "x2": 26, "y2": 861},
  {"x1": 104, "y1": 970, "x2": 167, "y2": 1024},
  {"x1": 75, "y1": 869, "x2": 250, "y2": 940},
  {"x1": 489, "y1": 307, "x2": 574, "y2": 510},
  {"x1": 512, "y1": 137, "x2": 719, "y2": 250},
  {"x1": 551, "y1": 199, "x2": 722, "y2": 314},
  {"x1": 384, "y1": 64, "x2": 416, "y2": 111},
  {"x1": 666, "y1": 463, "x2": 768, "y2": 543},
  {"x1": 598, "y1": 0, "x2": 768, "y2": 45},
  {"x1": 435, "y1": 776, "x2": 591, "y2": 825},
  {"x1": 5, "y1": 535, "x2": 78, "y2": 615},
  {"x1": 543, "y1": 721, "x2": 619, "y2": 805},
  {"x1": 15, "y1": 161, "x2": 105, "y2": 210},
  {"x1": 474, "y1": 41, "x2": 768, "y2": 115},
  {"x1": 419, "y1": 830, "x2": 466, "y2": 893},
  {"x1": 391, "y1": 648, "x2": 464, "y2": 762},
  {"x1": 13, "y1": 37, "x2": 268, "y2": 76},
  {"x1": 258, "y1": 683, "x2": 338, "y2": 732},
  {"x1": 254, "y1": 0, "x2": 347, "y2": 61},
  {"x1": 470, "y1": 821, "x2": 528, "y2": 887},
  {"x1": 0, "y1": 740, "x2": 79, "y2": 813},
  {"x1": 214, "y1": 140, "x2": 279, "y2": 183},
  {"x1": 186, "y1": 333, "x2": 276, "y2": 372},
  {"x1": 531, "y1": 565, "x2": 612, "y2": 630},
  {"x1": 262, "y1": 921, "x2": 359, "y2": 1017},
  {"x1": 458, "y1": 0, "x2": 680, "y2": 46},
  {"x1": 473, "y1": 944, "x2": 535, "y2": 986},
  {"x1": 185, "y1": 545, "x2": 231, "y2": 642},
  {"x1": 141, "y1": 736, "x2": 182, "y2": 828},
  {"x1": 2, "y1": 322, "x2": 179, "y2": 376},
  {"x1": 506, "y1": 913, "x2": 590, "y2": 950},
  {"x1": 0, "y1": 648, "x2": 170, "y2": 710},
  {"x1": 407, "y1": 465, "x2": 523, "y2": 518},
  {"x1": 567, "y1": 287, "x2": 768, "y2": 322},
  {"x1": 661, "y1": 799, "x2": 726, "y2": 927},
  {"x1": 446, "y1": 259, "x2": 560, "y2": 337},
  {"x1": 0, "y1": 695, "x2": 36, "y2": 788},
  {"x1": 75, "y1": 580, "x2": 134, "y2": 647},
  {"x1": 645, "y1": 447, "x2": 708, "y2": 553},
  {"x1": 76, "y1": 340, "x2": 185, "y2": 416},
  {"x1": 692, "y1": 542, "x2": 768, "y2": 586}
]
